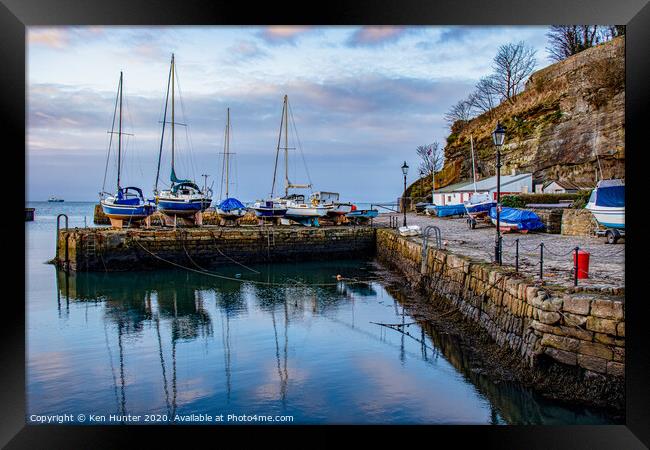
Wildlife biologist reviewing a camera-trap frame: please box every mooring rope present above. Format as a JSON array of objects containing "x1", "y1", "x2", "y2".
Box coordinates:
[{"x1": 132, "y1": 239, "x2": 381, "y2": 287}]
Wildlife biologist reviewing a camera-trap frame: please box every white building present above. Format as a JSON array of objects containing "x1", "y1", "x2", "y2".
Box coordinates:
[
  {"x1": 538, "y1": 180, "x2": 594, "y2": 194},
  {"x1": 433, "y1": 173, "x2": 534, "y2": 206}
]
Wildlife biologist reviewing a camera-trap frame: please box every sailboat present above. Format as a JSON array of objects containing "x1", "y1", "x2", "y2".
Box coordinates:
[
  {"x1": 215, "y1": 108, "x2": 247, "y2": 220},
  {"x1": 154, "y1": 54, "x2": 212, "y2": 219},
  {"x1": 252, "y1": 95, "x2": 329, "y2": 225},
  {"x1": 464, "y1": 135, "x2": 496, "y2": 216},
  {"x1": 99, "y1": 71, "x2": 155, "y2": 227}
]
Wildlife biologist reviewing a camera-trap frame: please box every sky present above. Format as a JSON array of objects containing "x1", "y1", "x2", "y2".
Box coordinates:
[{"x1": 26, "y1": 26, "x2": 552, "y2": 202}]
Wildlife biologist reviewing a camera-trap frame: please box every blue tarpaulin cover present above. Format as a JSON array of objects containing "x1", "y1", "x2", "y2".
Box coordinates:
[
  {"x1": 218, "y1": 197, "x2": 246, "y2": 212},
  {"x1": 432, "y1": 204, "x2": 466, "y2": 217},
  {"x1": 595, "y1": 186, "x2": 624, "y2": 207},
  {"x1": 490, "y1": 207, "x2": 545, "y2": 231}
]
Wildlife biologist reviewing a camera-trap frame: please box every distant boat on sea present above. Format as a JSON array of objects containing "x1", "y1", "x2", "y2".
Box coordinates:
[
  {"x1": 48, "y1": 197, "x2": 64, "y2": 202},
  {"x1": 99, "y1": 71, "x2": 156, "y2": 227}
]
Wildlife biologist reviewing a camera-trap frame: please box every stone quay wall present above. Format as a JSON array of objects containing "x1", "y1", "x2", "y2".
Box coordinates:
[
  {"x1": 561, "y1": 209, "x2": 600, "y2": 236},
  {"x1": 527, "y1": 208, "x2": 564, "y2": 234},
  {"x1": 56, "y1": 226, "x2": 376, "y2": 272},
  {"x1": 376, "y1": 229, "x2": 624, "y2": 379}
]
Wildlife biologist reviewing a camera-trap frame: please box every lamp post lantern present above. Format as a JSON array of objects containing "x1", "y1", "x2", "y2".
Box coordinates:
[
  {"x1": 492, "y1": 122, "x2": 506, "y2": 265},
  {"x1": 401, "y1": 161, "x2": 409, "y2": 227}
]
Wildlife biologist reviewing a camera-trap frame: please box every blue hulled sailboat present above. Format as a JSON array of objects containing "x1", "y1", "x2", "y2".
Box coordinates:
[
  {"x1": 100, "y1": 71, "x2": 155, "y2": 227},
  {"x1": 154, "y1": 54, "x2": 212, "y2": 218}
]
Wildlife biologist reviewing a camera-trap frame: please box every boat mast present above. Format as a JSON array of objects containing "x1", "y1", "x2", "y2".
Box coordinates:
[
  {"x1": 117, "y1": 71, "x2": 123, "y2": 191},
  {"x1": 154, "y1": 57, "x2": 173, "y2": 194},
  {"x1": 270, "y1": 97, "x2": 285, "y2": 199},
  {"x1": 226, "y1": 107, "x2": 230, "y2": 198},
  {"x1": 284, "y1": 95, "x2": 289, "y2": 197},
  {"x1": 171, "y1": 54, "x2": 175, "y2": 177},
  {"x1": 470, "y1": 135, "x2": 477, "y2": 193}
]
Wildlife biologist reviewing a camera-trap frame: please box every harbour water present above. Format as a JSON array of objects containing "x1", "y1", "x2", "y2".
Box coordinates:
[{"x1": 26, "y1": 202, "x2": 617, "y2": 424}]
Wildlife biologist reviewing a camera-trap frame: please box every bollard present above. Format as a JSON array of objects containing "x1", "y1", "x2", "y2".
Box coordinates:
[
  {"x1": 573, "y1": 247, "x2": 579, "y2": 286},
  {"x1": 515, "y1": 239, "x2": 519, "y2": 272},
  {"x1": 539, "y1": 242, "x2": 544, "y2": 280}
]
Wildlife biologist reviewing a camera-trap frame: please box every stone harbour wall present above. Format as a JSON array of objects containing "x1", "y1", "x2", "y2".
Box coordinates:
[
  {"x1": 561, "y1": 209, "x2": 600, "y2": 236},
  {"x1": 527, "y1": 208, "x2": 564, "y2": 234},
  {"x1": 376, "y1": 229, "x2": 624, "y2": 379},
  {"x1": 57, "y1": 226, "x2": 376, "y2": 272}
]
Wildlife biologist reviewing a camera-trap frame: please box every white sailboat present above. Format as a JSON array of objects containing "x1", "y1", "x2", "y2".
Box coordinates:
[
  {"x1": 253, "y1": 95, "x2": 329, "y2": 225},
  {"x1": 464, "y1": 135, "x2": 496, "y2": 216}
]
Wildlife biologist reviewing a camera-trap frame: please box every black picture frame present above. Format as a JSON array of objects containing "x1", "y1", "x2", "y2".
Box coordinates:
[{"x1": 5, "y1": 0, "x2": 649, "y2": 447}]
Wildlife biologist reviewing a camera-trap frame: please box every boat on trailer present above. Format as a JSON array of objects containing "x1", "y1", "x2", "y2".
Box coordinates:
[
  {"x1": 586, "y1": 178, "x2": 624, "y2": 243},
  {"x1": 99, "y1": 71, "x2": 155, "y2": 227},
  {"x1": 154, "y1": 54, "x2": 212, "y2": 221},
  {"x1": 464, "y1": 136, "x2": 496, "y2": 228}
]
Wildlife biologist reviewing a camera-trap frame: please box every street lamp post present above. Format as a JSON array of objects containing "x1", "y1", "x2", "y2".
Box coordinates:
[
  {"x1": 492, "y1": 123, "x2": 506, "y2": 265},
  {"x1": 401, "y1": 161, "x2": 409, "y2": 227}
]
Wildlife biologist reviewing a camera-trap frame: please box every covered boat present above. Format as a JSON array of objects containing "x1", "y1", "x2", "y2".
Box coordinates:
[
  {"x1": 489, "y1": 207, "x2": 544, "y2": 232},
  {"x1": 215, "y1": 108, "x2": 247, "y2": 220},
  {"x1": 429, "y1": 204, "x2": 466, "y2": 217},
  {"x1": 585, "y1": 179, "x2": 624, "y2": 229},
  {"x1": 217, "y1": 197, "x2": 247, "y2": 217}
]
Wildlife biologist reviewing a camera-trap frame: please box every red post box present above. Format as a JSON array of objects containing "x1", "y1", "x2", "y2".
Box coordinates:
[{"x1": 573, "y1": 250, "x2": 590, "y2": 279}]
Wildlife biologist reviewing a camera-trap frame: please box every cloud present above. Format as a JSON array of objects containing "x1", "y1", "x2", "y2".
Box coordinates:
[
  {"x1": 226, "y1": 40, "x2": 269, "y2": 63},
  {"x1": 258, "y1": 26, "x2": 312, "y2": 45},
  {"x1": 28, "y1": 27, "x2": 106, "y2": 49},
  {"x1": 346, "y1": 27, "x2": 409, "y2": 47},
  {"x1": 28, "y1": 29, "x2": 69, "y2": 48}
]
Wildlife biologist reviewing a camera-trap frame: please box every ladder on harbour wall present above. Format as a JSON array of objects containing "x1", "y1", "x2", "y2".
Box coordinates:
[
  {"x1": 84, "y1": 233, "x2": 97, "y2": 269},
  {"x1": 420, "y1": 225, "x2": 442, "y2": 274},
  {"x1": 56, "y1": 214, "x2": 69, "y2": 271}
]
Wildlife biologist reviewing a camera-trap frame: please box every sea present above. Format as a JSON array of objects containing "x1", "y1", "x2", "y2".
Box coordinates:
[{"x1": 25, "y1": 201, "x2": 617, "y2": 424}]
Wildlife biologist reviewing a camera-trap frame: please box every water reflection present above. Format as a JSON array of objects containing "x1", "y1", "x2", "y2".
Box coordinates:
[{"x1": 44, "y1": 260, "x2": 617, "y2": 424}]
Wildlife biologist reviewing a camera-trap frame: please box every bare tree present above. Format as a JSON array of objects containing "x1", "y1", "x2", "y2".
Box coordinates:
[
  {"x1": 492, "y1": 41, "x2": 537, "y2": 102},
  {"x1": 546, "y1": 25, "x2": 616, "y2": 62},
  {"x1": 444, "y1": 99, "x2": 474, "y2": 128},
  {"x1": 417, "y1": 142, "x2": 444, "y2": 177},
  {"x1": 468, "y1": 75, "x2": 500, "y2": 115}
]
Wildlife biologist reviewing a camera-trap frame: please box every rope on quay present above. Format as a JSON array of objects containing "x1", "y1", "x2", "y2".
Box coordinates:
[{"x1": 132, "y1": 239, "x2": 381, "y2": 288}]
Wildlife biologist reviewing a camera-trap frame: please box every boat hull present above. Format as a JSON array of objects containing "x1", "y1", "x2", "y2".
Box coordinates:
[
  {"x1": 346, "y1": 209, "x2": 378, "y2": 220},
  {"x1": 157, "y1": 197, "x2": 212, "y2": 216},
  {"x1": 464, "y1": 201, "x2": 496, "y2": 215},
  {"x1": 100, "y1": 201, "x2": 155, "y2": 221},
  {"x1": 252, "y1": 205, "x2": 287, "y2": 218},
  {"x1": 586, "y1": 206, "x2": 625, "y2": 229},
  {"x1": 285, "y1": 206, "x2": 329, "y2": 218},
  {"x1": 217, "y1": 208, "x2": 248, "y2": 219},
  {"x1": 326, "y1": 203, "x2": 353, "y2": 216}
]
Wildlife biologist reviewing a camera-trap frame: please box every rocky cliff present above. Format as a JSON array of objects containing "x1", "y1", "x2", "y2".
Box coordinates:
[{"x1": 409, "y1": 36, "x2": 624, "y2": 198}]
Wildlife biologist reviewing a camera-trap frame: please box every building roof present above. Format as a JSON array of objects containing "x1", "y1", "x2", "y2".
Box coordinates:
[
  {"x1": 435, "y1": 179, "x2": 473, "y2": 193},
  {"x1": 542, "y1": 180, "x2": 594, "y2": 191},
  {"x1": 454, "y1": 173, "x2": 533, "y2": 192}
]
